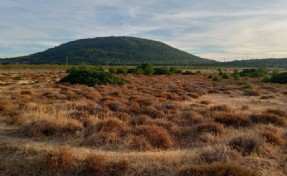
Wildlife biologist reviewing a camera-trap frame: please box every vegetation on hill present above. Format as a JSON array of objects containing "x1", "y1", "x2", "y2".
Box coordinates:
[
  {"x1": 218, "y1": 58, "x2": 287, "y2": 68},
  {"x1": 1, "y1": 36, "x2": 216, "y2": 66}
]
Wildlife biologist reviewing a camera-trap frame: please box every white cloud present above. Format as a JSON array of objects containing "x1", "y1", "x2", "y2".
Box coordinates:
[{"x1": 0, "y1": 0, "x2": 287, "y2": 61}]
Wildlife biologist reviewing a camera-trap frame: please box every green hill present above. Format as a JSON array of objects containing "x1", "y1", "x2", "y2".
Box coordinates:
[
  {"x1": 2, "y1": 36, "x2": 216, "y2": 66},
  {"x1": 218, "y1": 58, "x2": 287, "y2": 68}
]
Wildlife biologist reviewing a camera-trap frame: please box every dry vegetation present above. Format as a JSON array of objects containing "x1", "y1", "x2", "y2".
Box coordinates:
[{"x1": 0, "y1": 69, "x2": 287, "y2": 175}]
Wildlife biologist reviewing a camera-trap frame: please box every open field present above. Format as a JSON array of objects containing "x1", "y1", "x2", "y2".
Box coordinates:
[{"x1": 0, "y1": 69, "x2": 287, "y2": 175}]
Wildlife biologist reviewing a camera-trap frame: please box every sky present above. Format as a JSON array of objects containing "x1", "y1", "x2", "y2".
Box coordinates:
[{"x1": 0, "y1": 0, "x2": 287, "y2": 61}]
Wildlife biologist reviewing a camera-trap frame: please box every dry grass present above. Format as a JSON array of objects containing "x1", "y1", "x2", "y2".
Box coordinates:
[
  {"x1": 0, "y1": 70, "x2": 287, "y2": 175},
  {"x1": 177, "y1": 162, "x2": 259, "y2": 176}
]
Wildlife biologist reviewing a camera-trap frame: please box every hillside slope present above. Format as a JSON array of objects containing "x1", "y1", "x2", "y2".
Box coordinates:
[{"x1": 2, "y1": 36, "x2": 216, "y2": 65}]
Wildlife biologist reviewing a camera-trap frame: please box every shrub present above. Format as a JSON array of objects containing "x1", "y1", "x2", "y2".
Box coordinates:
[
  {"x1": 170, "y1": 67, "x2": 181, "y2": 74},
  {"x1": 154, "y1": 67, "x2": 172, "y2": 75},
  {"x1": 108, "y1": 160, "x2": 129, "y2": 176},
  {"x1": 212, "y1": 75, "x2": 221, "y2": 81},
  {"x1": 180, "y1": 111, "x2": 204, "y2": 125},
  {"x1": 134, "y1": 125, "x2": 173, "y2": 149},
  {"x1": 83, "y1": 132, "x2": 120, "y2": 147},
  {"x1": 222, "y1": 73, "x2": 230, "y2": 79},
  {"x1": 136, "y1": 63, "x2": 154, "y2": 75},
  {"x1": 261, "y1": 132, "x2": 284, "y2": 146},
  {"x1": 197, "y1": 145, "x2": 242, "y2": 164},
  {"x1": 45, "y1": 147, "x2": 77, "y2": 169},
  {"x1": 177, "y1": 163, "x2": 258, "y2": 176},
  {"x1": 59, "y1": 69, "x2": 128, "y2": 86},
  {"x1": 24, "y1": 120, "x2": 83, "y2": 137},
  {"x1": 194, "y1": 122, "x2": 224, "y2": 135},
  {"x1": 268, "y1": 72, "x2": 287, "y2": 84},
  {"x1": 13, "y1": 75, "x2": 22, "y2": 80},
  {"x1": 91, "y1": 118, "x2": 130, "y2": 136},
  {"x1": 239, "y1": 68, "x2": 268, "y2": 77},
  {"x1": 108, "y1": 67, "x2": 116, "y2": 74},
  {"x1": 250, "y1": 114, "x2": 286, "y2": 126},
  {"x1": 116, "y1": 67, "x2": 128, "y2": 74},
  {"x1": 126, "y1": 136, "x2": 152, "y2": 151},
  {"x1": 229, "y1": 136, "x2": 263, "y2": 156},
  {"x1": 265, "y1": 109, "x2": 286, "y2": 117},
  {"x1": 210, "y1": 105, "x2": 233, "y2": 112},
  {"x1": 84, "y1": 154, "x2": 108, "y2": 174},
  {"x1": 213, "y1": 112, "x2": 251, "y2": 127},
  {"x1": 127, "y1": 68, "x2": 143, "y2": 74}
]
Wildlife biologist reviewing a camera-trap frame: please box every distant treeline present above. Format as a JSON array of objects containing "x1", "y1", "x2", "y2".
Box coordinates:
[{"x1": 215, "y1": 58, "x2": 287, "y2": 68}]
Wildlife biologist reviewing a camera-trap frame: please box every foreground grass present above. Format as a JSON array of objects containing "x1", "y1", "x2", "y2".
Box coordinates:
[{"x1": 0, "y1": 70, "x2": 287, "y2": 175}]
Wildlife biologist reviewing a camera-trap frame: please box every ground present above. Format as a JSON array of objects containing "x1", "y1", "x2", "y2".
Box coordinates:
[{"x1": 0, "y1": 69, "x2": 287, "y2": 175}]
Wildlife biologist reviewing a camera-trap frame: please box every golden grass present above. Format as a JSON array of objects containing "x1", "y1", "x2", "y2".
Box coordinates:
[{"x1": 0, "y1": 70, "x2": 287, "y2": 175}]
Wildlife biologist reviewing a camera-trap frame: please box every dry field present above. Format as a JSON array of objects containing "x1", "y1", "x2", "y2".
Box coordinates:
[{"x1": 0, "y1": 69, "x2": 287, "y2": 176}]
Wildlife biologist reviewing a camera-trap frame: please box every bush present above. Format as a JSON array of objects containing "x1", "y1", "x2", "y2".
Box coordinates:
[
  {"x1": 45, "y1": 147, "x2": 77, "y2": 169},
  {"x1": 127, "y1": 68, "x2": 143, "y2": 74},
  {"x1": 13, "y1": 75, "x2": 22, "y2": 80},
  {"x1": 177, "y1": 163, "x2": 258, "y2": 176},
  {"x1": 116, "y1": 67, "x2": 128, "y2": 74},
  {"x1": 212, "y1": 75, "x2": 221, "y2": 81},
  {"x1": 134, "y1": 125, "x2": 173, "y2": 149},
  {"x1": 229, "y1": 136, "x2": 262, "y2": 156},
  {"x1": 154, "y1": 67, "x2": 172, "y2": 75},
  {"x1": 59, "y1": 69, "x2": 128, "y2": 86},
  {"x1": 222, "y1": 73, "x2": 230, "y2": 79},
  {"x1": 239, "y1": 67, "x2": 268, "y2": 77},
  {"x1": 136, "y1": 63, "x2": 154, "y2": 75},
  {"x1": 213, "y1": 112, "x2": 251, "y2": 127},
  {"x1": 250, "y1": 114, "x2": 286, "y2": 126},
  {"x1": 268, "y1": 72, "x2": 287, "y2": 84},
  {"x1": 261, "y1": 132, "x2": 284, "y2": 146},
  {"x1": 108, "y1": 67, "x2": 116, "y2": 74}
]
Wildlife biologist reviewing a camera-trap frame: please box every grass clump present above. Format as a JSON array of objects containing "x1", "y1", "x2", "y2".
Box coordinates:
[
  {"x1": 45, "y1": 147, "x2": 77, "y2": 169},
  {"x1": 60, "y1": 68, "x2": 128, "y2": 86},
  {"x1": 229, "y1": 136, "x2": 263, "y2": 156},
  {"x1": 177, "y1": 162, "x2": 258, "y2": 176}
]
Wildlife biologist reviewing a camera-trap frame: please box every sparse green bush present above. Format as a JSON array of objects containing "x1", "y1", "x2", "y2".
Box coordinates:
[
  {"x1": 212, "y1": 75, "x2": 221, "y2": 81},
  {"x1": 60, "y1": 69, "x2": 128, "y2": 86},
  {"x1": 116, "y1": 67, "x2": 128, "y2": 74},
  {"x1": 154, "y1": 67, "x2": 172, "y2": 75},
  {"x1": 268, "y1": 72, "x2": 287, "y2": 84},
  {"x1": 239, "y1": 67, "x2": 268, "y2": 78},
  {"x1": 108, "y1": 67, "x2": 116, "y2": 74},
  {"x1": 222, "y1": 73, "x2": 230, "y2": 79},
  {"x1": 136, "y1": 63, "x2": 154, "y2": 75},
  {"x1": 13, "y1": 75, "x2": 22, "y2": 80}
]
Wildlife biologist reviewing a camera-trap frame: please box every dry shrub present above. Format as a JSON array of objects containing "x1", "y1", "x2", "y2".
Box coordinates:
[
  {"x1": 25, "y1": 119, "x2": 83, "y2": 137},
  {"x1": 45, "y1": 147, "x2": 77, "y2": 169},
  {"x1": 244, "y1": 90, "x2": 261, "y2": 96},
  {"x1": 200, "y1": 100, "x2": 211, "y2": 105},
  {"x1": 134, "y1": 125, "x2": 173, "y2": 149},
  {"x1": 261, "y1": 132, "x2": 284, "y2": 146},
  {"x1": 213, "y1": 112, "x2": 251, "y2": 127},
  {"x1": 229, "y1": 136, "x2": 263, "y2": 156},
  {"x1": 0, "y1": 99, "x2": 12, "y2": 111},
  {"x1": 83, "y1": 132, "x2": 120, "y2": 147},
  {"x1": 137, "y1": 98, "x2": 153, "y2": 106},
  {"x1": 20, "y1": 90, "x2": 32, "y2": 95},
  {"x1": 135, "y1": 106, "x2": 165, "y2": 119},
  {"x1": 265, "y1": 109, "x2": 286, "y2": 117},
  {"x1": 84, "y1": 154, "x2": 108, "y2": 174},
  {"x1": 148, "y1": 119, "x2": 180, "y2": 134},
  {"x1": 126, "y1": 136, "x2": 152, "y2": 151},
  {"x1": 250, "y1": 114, "x2": 286, "y2": 126},
  {"x1": 260, "y1": 95, "x2": 274, "y2": 99},
  {"x1": 177, "y1": 162, "x2": 258, "y2": 176},
  {"x1": 155, "y1": 101, "x2": 179, "y2": 111},
  {"x1": 130, "y1": 115, "x2": 150, "y2": 126},
  {"x1": 90, "y1": 118, "x2": 131, "y2": 136},
  {"x1": 194, "y1": 122, "x2": 224, "y2": 136},
  {"x1": 188, "y1": 93, "x2": 200, "y2": 99},
  {"x1": 180, "y1": 111, "x2": 204, "y2": 125},
  {"x1": 197, "y1": 145, "x2": 242, "y2": 164},
  {"x1": 210, "y1": 104, "x2": 233, "y2": 112},
  {"x1": 113, "y1": 112, "x2": 132, "y2": 121},
  {"x1": 107, "y1": 160, "x2": 129, "y2": 176}
]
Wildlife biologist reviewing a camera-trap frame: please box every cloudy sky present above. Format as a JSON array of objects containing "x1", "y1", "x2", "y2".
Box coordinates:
[{"x1": 1, "y1": 0, "x2": 287, "y2": 61}]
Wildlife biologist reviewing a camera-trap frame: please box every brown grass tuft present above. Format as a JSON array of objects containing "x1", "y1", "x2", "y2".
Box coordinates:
[
  {"x1": 134, "y1": 125, "x2": 173, "y2": 149},
  {"x1": 180, "y1": 111, "x2": 204, "y2": 125},
  {"x1": 83, "y1": 132, "x2": 120, "y2": 147},
  {"x1": 229, "y1": 136, "x2": 263, "y2": 156},
  {"x1": 265, "y1": 109, "x2": 286, "y2": 117},
  {"x1": 126, "y1": 136, "x2": 152, "y2": 151},
  {"x1": 45, "y1": 147, "x2": 77, "y2": 169},
  {"x1": 89, "y1": 118, "x2": 131, "y2": 136},
  {"x1": 210, "y1": 104, "x2": 233, "y2": 112},
  {"x1": 250, "y1": 114, "x2": 286, "y2": 126},
  {"x1": 213, "y1": 112, "x2": 251, "y2": 127},
  {"x1": 84, "y1": 154, "x2": 108, "y2": 174},
  {"x1": 177, "y1": 162, "x2": 258, "y2": 176},
  {"x1": 194, "y1": 122, "x2": 224, "y2": 135},
  {"x1": 261, "y1": 132, "x2": 285, "y2": 146}
]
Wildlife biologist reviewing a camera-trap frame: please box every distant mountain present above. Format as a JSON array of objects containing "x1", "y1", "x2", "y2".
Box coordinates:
[
  {"x1": 1, "y1": 36, "x2": 216, "y2": 66},
  {"x1": 218, "y1": 58, "x2": 287, "y2": 68}
]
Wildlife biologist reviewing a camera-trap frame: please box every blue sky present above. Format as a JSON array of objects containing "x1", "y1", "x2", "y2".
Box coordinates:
[{"x1": 0, "y1": 0, "x2": 287, "y2": 61}]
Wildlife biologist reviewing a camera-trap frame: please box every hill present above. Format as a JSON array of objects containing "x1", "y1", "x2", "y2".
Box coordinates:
[
  {"x1": 1, "y1": 36, "x2": 216, "y2": 66},
  {"x1": 218, "y1": 58, "x2": 287, "y2": 68}
]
